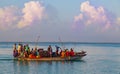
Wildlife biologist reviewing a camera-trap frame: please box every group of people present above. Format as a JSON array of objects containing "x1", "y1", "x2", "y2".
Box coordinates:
[
  {"x1": 13, "y1": 43, "x2": 31, "y2": 58},
  {"x1": 13, "y1": 43, "x2": 75, "y2": 58}
]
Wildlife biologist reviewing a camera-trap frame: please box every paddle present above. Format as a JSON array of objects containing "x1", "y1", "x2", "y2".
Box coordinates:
[
  {"x1": 35, "y1": 36, "x2": 40, "y2": 49},
  {"x1": 58, "y1": 36, "x2": 65, "y2": 50}
]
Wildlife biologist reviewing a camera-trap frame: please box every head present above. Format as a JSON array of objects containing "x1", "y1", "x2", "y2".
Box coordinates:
[{"x1": 70, "y1": 48, "x2": 73, "y2": 51}]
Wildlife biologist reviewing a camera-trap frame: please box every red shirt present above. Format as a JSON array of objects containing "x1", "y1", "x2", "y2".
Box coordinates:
[
  {"x1": 70, "y1": 51, "x2": 74, "y2": 56},
  {"x1": 66, "y1": 51, "x2": 69, "y2": 57}
]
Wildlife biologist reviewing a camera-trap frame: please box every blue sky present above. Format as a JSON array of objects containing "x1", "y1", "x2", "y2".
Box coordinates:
[{"x1": 0, "y1": 0, "x2": 120, "y2": 42}]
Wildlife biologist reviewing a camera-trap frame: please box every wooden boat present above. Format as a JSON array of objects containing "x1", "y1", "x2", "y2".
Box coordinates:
[{"x1": 14, "y1": 51, "x2": 87, "y2": 61}]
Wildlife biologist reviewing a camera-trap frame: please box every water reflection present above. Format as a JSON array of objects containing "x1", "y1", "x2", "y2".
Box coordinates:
[
  {"x1": 13, "y1": 60, "x2": 86, "y2": 74},
  {"x1": 13, "y1": 61, "x2": 30, "y2": 74}
]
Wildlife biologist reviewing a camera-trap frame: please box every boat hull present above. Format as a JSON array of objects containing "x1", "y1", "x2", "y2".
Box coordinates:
[{"x1": 15, "y1": 56, "x2": 84, "y2": 61}]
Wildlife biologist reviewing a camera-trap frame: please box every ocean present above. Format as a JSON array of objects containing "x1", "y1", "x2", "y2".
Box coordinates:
[{"x1": 0, "y1": 42, "x2": 120, "y2": 74}]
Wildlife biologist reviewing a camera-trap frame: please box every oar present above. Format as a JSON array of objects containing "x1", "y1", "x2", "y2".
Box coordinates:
[
  {"x1": 35, "y1": 36, "x2": 40, "y2": 48},
  {"x1": 58, "y1": 36, "x2": 65, "y2": 49}
]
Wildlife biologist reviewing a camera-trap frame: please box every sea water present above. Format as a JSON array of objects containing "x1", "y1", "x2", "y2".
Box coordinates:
[{"x1": 0, "y1": 42, "x2": 120, "y2": 74}]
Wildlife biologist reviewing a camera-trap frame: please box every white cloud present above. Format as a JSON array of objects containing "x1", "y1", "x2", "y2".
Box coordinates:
[
  {"x1": 74, "y1": 1, "x2": 114, "y2": 31},
  {"x1": 116, "y1": 18, "x2": 120, "y2": 25},
  {"x1": 0, "y1": 1, "x2": 46, "y2": 30},
  {"x1": 0, "y1": 6, "x2": 19, "y2": 30},
  {"x1": 17, "y1": 1, "x2": 45, "y2": 28},
  {"x1": 74, "y1": 14, "x2": 83, "y2": 22}
]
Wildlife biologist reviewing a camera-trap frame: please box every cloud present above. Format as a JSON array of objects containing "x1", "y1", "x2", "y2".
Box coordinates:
[
  {"x1": 0, "y1": 1, "x2": 46, "y2": 30},
  {"x1": 0, "y1": 6, "x2": 20, "y2": 30},
  {"x1": 74, "y1": 1, "x2": 117, "y2": 31},
  {"x1": 17, "y1": 1, "x2": 45, "y2": 28},
  {"x1": 117, "y1": 18, "x2": 120, "y2": 25}
]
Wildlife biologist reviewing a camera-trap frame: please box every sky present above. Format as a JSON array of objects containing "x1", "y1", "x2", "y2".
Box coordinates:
[{"x1": 0, "y1": 0, "x2": 120, "y2": 42}]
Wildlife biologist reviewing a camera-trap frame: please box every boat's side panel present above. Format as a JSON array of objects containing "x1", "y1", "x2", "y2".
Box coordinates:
[
  {"x1": 27, "y1": 57, "x2": 65, "y2": 61},
  {"x1": 16, "y1": 56, "x2": 83, "y2": 61}
]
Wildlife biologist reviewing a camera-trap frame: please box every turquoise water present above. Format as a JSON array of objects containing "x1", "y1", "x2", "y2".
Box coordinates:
[{"x1": 0, "y1": 42, "x2": 120, "y2": 74}]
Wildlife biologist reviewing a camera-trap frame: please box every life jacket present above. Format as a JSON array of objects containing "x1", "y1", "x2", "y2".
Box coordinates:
[
  {"x1": 29, "y1": 54, "x2": 36, "y2": 59},
  {"x1": 61, "y1": 51, "x2": 65, "y2": 58}
]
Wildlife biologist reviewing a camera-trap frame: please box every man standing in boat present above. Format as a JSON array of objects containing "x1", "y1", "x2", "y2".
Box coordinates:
[
  {"x1": 47, "y1": 45, "x2": 52, "y2": 57},
  {"x1": 55, "y1": 45, "x2": 61, "y2": 56},
  {"x1": 13, "y1": 43, "x2": 18, "y2": 57}
]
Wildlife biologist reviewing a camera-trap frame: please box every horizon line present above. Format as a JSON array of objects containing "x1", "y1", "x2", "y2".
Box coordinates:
[{"x1": 0, "y1": 41, "x2": 120, "y2": 44}]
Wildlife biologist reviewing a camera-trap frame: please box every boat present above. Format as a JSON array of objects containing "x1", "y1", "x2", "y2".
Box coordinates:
[
  {"x1": 14, "y1": 51, "x2": 87, "y2": 61},
  {"x1": 13, "y1": 43, "x2": 87, "y2": 61}
]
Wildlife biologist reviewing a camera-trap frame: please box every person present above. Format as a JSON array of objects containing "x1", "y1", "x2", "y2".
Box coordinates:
[
  {"x1": 34, "y1": 48, "x2": 37, "y2": 56},
  {"x1": 61, "y1": 50, "x2": 65, "y2": 58},
  {"x1": 25, "y1": 44, "x2": 29, "y2": 52},
  {"x1": 56, "y1": 49, "x2": 59, "y2": 56},
  {"x1": 24, "y1": 51, "x2": 29, "y2": 58},
  {"x1": 55, "y1": 45, "x2": 61, "y2": 56},
  {"x1": 60, "y1": 49, "x2": 62, "y2": 56},
  {"x1": 20, "y1": 44, "x2": 23, "y2": 53},
  {"x1": 65, "y1": 49, "x2": 69, "y2": 57},
  {"x1": 13, "y1": 43, "x2": 17, "y2": 57},
  {"x1": 13, "y1": 48, "x2": 18, "y2": 57},
  {"x1": 23, "y1": 45, "x2": 26, "y2": 52},
  {"x1": 69, "y1": 48, "x2": 74, "y2": 57},
  {"x1": 13, "y1": 43, "x2": 16, "y2": 50},
  {"x1": 30, "y1": 48, "x2": 34, "y2": 54},
  {"x1": 28, "y1": 48, "x2": 37, "y2": 59},
  {"x1": 36, "y1": 49, "x2": 40, "y2": 58},
  {"x1": 17, "y1": 44, "x2": 21, "y2": 56},
  {"x1": 47, "y1": 45, "x2": 52, "y2": 57}
]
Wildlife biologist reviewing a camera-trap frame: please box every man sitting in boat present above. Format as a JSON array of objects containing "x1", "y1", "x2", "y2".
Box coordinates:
[
  {"x1": 65, "y1": 49, "x2": 69, "y2": 57},
  {"x1": 69, "y1": 48, "x2": 74, "y2": 57},
  {"x1": 61, "y1": 50, "x2": 65, "y2": 58}
]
